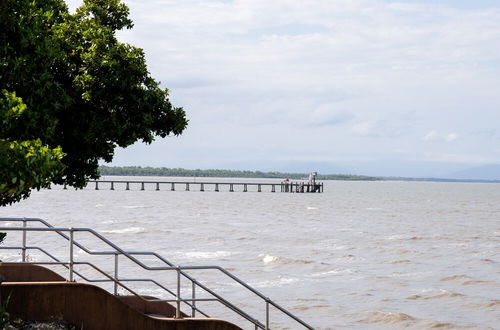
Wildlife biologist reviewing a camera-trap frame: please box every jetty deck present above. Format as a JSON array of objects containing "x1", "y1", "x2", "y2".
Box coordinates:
[{"x1": 77, "y1": 180, "x2": 324, "y2": 193}]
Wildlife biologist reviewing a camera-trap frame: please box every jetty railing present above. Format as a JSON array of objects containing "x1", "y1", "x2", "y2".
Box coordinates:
[
  {"x1": 0, "y1": 217, "x2": 315, "y2": 329},
  {"x1": 57, "y1": 180, "x2": 324, "y2": 193}
]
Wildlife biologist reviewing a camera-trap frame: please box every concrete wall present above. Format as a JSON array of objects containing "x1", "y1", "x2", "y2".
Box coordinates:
[
  {"x1": 0, "y1": 263, "x2": 66, "y2": 282},
  {"x1": 2, "y1": 282, "x2": 241, "y2": 330},
  {"x1": 117, "y1": 295, "x2": 187, "y2": 318}
]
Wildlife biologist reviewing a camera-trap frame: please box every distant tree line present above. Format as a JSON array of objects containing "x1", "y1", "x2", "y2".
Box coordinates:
[{"x1": 98, "y1": 166, "x2": 382, "y2": 181}]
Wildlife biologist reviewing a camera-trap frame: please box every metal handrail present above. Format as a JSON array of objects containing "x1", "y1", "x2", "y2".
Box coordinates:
[
  {"x1": 0, "y1": 217, "x2": 314, "y2": 329},
  {"x1": 0, "y1": 225, "x2": 262, "y2": 328}
]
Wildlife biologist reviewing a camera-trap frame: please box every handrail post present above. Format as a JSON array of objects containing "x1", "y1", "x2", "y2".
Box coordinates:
[
  {"x1": 69, "y1": 228, "x2": 74, "y2": 281},
  {"x1": 22, "y1": 218, "x2": 27, "y2": 262},
  {"x1": 114, "y1": 252, "x2": 119, "y2": 295},
  {"x1": 191, "y1": 280, "x2": 196, "y2": 317},
  {"x1": 266, "y1": 298, "x2": 270, "y2": 330},
  {"x1": 176, "y1": 266, "x2": 181, "y2": 318}
]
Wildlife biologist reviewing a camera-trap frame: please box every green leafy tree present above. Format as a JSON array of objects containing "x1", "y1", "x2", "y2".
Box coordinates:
[
  {"x1": 0, "y1": 0, "x2": 187, "y2": 205},
  {"x1": 1, "y1": 91, "x2": 65, "y2": 205}
]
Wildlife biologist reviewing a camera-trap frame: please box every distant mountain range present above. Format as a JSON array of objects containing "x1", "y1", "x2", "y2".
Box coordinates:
[
  {"x1": 216, "y1": 161, "x2": 500, "y2": 181},
  {"x1": 444, "y1": 164, "x2": 500, "y2": 181}
]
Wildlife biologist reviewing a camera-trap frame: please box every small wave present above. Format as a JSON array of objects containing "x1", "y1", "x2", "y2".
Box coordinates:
[
  {"x1": 306, "y1": 206, "x2": 318, "y2": 210},
  {"x1": 387, "y1": 259, "x2": 411, "y2": 264},
  {"x1": 262, "y1": 254, "x2": 279, "y2": 263},
  {"x1": 440, "y1": 274, "x2": 467, "y2": 281},
  {"x1": 408, "y1": 290, "x2": 464, "y2": 300},
  {"x1": 102, "y1": 227, "x2": 146, "y2": 234},
  {"x1": 360, "y1": 311, "x2": 416, "y2": 324},
  {"x1": 293, "y1": 304, "x2": 331, "y2": 311},
  {"x1": 330, "y1": 244, "x2": 350, "y2": 250},
  {"x1": 122, "y1": 205, "x2": 148, "y2": 209},
  {"x1": 183, "y1": 251, "x2": 232, "y2": 260},
  {"x1": 236, "y1": 236, "x2": 255, "y2": 241},
  {"x1": 312, "y1": 268, "x2": 355, "y2": 276},
  {"x1": 462, "y1": 279, "x2": 496, "y2": 286},
  {"x1": 428, "y1": 290, "x2": 464, "y2": 299},
  {"x1": 385, "y1": 234, "x2": 407, "y2": 240},
  {"x1": 468, "y1": 299, "x2": 500, "y2": 310},
  {"x1": 95, "y1": 203, "x2": 105, "y2": 208},
  {"x1": 260, "y1": 254, "x2": 313, "y2": 265},
  {"x1": 361, "y1": 311, "x2": 476, "y2": 328},
  {"x1": 484, "y1": 300, "x2": 500, "y2": 308},
  {"x1": 424, "y1": 321, "x2": 475, "y2": 329},
  {"x1": 366, "y1": 207, "x2": 382, "y2": 211},
  {"x1": 296, "y1": 298, "x2": 326, "y2": 302},
  {"x1": 251, "y1": 276, "x2": 300, "y2": 288}
]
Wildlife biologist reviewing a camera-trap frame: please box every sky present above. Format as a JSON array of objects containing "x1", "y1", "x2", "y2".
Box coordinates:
[{"x1": 66, "y1": 0, "x2": 500, "y2": 177}]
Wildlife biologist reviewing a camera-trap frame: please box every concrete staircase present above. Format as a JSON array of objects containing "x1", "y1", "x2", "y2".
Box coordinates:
[{"x1": 0, "y1": 263, "x2": 241, "y2": 330}]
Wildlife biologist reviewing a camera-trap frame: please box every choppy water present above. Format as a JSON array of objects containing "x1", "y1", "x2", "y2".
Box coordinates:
[{"x1": 1, "y1": 177, "x2": 499, "y2": 329}]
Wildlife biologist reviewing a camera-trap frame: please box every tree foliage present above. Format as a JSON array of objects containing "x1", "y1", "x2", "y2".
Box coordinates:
[
  {"x1": 0, "y1": 0, "x2": 187, "y2": 205},
  {"x1": 99, "y1": 166, "x2": 382, "y2": 181},
  {"x1": 1, "y1": 90, "x2": 65, "y2": 205}
]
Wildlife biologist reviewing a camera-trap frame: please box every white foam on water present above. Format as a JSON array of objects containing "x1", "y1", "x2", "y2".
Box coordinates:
[
  {"x1": 312, "y1": 268, "x2": 356, "y2": 277},
  {"x1": 262, "y1": 254, "x2": 279, "y2": 263},
  {"x1": 102, "y1": 227, "x2": 146, "y2": 234},
  {"x1": 259, "y1": 254, "x2": 314, "y2": 264},
  {"x1": 122, "y1": 205, "x2": 148, "y2": 209},
  {"x1": 95, "y1": 204, "x2": 105, "y2": 208},
  {"x1": 251, "y1": 276, "x2": 301, "y2": 288},
  {"x1": 182, "y1": 251, "x2": 232, "y2": 260},
  {"x1": 306, "y1": 206, "x2": 318, "y2": 210}
]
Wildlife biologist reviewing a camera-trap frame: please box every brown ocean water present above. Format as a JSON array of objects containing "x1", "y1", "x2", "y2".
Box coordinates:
[{"x1": 1, "y1": 177, "x2": 499, "y2": 329}]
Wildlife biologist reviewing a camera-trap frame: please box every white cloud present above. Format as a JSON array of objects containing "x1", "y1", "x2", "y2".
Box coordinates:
[
  {"x1": 445, "y1": 132, "x2": 460, "y2": 142},
  {"x1": 424, "y1": 130, "x2": 438, "y2": 141},
  {"x1": 351, "y1": 121, "x2": 376, "y2": 136},
  {"x1": 64, "y1": 0, "x2": 500, "y2": 168},
  {"x1": 423, "y1": 130, "x2": 460, "y2": 142}
]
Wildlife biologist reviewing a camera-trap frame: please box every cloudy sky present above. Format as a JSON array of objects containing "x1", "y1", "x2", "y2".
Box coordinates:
[{"x1": 67, "y1": 0, "x2": 500, "y2": 176}]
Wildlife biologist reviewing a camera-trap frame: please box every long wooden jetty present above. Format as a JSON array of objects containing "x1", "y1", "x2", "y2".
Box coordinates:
[{"x1": 78, "y1": 180, "x2": 324, "y2": 193}]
